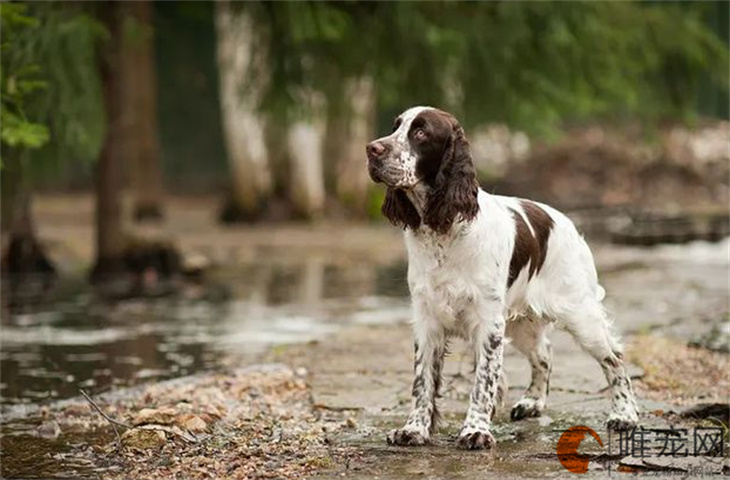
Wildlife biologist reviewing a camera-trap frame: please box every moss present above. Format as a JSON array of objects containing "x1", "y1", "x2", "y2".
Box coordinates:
[{"x1": 307, "y1": 455, "x2": 335, "y2": 469}]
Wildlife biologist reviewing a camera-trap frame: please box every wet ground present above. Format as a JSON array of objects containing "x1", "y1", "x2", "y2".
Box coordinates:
[{"x1": 1, "y1": 195, "x2": 728, "y2": 478}]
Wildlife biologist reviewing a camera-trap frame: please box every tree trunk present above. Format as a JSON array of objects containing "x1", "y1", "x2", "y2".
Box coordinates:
[
  {"x1": 215, "y1": 1, "x2": 271, "y2": 222},
  {"x1": 1, "y1": 152, "x2": 23, "y2": 236},
  {"x1": 91, "y1": 2, "x2": 126, "y2": 282},
  {"x1": 0, "y1": 152, "x2": 56, "y2": 277},
  {"x1": 265, "y1": 119, "x2": 289, "y2": 199},
  {"x1": 287, "y1": 103, "x2": 326, "y2": 219},
  {"x1": 324, "y1": 77, "x2": 376, "y2": 216},
  {"x1": 120, "y1": 0, "x2": 164, "y2": 223}
]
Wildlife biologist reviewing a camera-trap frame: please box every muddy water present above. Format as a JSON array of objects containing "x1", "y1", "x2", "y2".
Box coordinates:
[{"x1": 0, "y1": 255, "x2": 410, "y2": 411}]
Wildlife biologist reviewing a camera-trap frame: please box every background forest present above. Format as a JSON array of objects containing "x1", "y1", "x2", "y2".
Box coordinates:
[{"x1": 1, "y1": 0, "x2": 728, "y2": 283}]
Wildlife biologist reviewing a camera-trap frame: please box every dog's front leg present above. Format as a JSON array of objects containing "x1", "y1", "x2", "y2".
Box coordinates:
[
  {"x1": 457, "y1": 307, "x2": 505, "y2": 450},
  {"x1": 388, "y1": 323, "x2": 445, "y2": 446}
]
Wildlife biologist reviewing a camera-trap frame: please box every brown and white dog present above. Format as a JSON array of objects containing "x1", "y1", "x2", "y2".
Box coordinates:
[{"x1": 366, "y1": 106, "x2": 638, "y2": 450}]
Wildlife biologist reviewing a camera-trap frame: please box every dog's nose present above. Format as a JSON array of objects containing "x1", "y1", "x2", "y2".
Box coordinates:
[{"x1": 366, "y1": 141, "x2": 386, "y2": 159}]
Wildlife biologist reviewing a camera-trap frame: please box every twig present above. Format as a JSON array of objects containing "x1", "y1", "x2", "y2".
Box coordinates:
[
  {"x1": 80, "y1": 389, "x2": 132, "y2": 449},
  {"x1": 312, "y1": 404, "x2": 364, "y2": 412}
]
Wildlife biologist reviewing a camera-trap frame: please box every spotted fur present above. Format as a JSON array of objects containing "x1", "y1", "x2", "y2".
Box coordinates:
[{"x1": 370, "y1": 107, "x2": 639, "y2": 450}]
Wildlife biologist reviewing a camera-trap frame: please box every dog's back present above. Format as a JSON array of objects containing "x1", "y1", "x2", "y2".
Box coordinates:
[{"x1": 489, "y1": 193, "x2": 605, "y2": 322}]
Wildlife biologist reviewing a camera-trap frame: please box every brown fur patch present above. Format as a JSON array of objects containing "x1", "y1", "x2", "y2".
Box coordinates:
[
  {"x1": 507, "y1": 200, "x2": 554, "y2": 288},
  {"x1": 420, "y1": 111, "x2": 480, "y2": 234},
  {"x1": 382, "y1": 188, "x2": 421, "y2": 230}
]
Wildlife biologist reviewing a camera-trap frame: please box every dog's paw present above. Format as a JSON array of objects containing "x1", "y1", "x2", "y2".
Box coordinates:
[
  {"x1": 510, "y1": 397, "x2": 544, "y2": 421},
  {"x1": 387, "y1": 428, "x2": 429, "y2": 446},
  {"x1": 606, "y1": 413, "x2": 637, "y2": 432},
  {"x1": 456, "y1": 428, "x2": 496, "y2": 450}
]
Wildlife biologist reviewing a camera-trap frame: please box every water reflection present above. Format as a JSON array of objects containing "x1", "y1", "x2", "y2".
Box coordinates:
[{"x1": 0, "y1": 254, "x2": 409, "y2": 409}]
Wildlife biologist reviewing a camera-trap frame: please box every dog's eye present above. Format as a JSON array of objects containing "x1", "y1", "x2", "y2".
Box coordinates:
[{"x1": 414, "y1": 129, "x2": 426, "y2": 140}]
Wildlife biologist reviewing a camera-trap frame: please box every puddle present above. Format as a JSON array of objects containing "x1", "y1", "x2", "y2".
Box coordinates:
[
  {"x1": 0, "y1": 254, "x2": 410, "y2": 411},
  {"x1": 3, "y1": 238, "x2": 725, "y2": 412}
]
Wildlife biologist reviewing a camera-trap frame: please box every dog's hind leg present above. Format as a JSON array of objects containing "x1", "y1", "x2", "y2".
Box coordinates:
[
  {"x1": 506, "y1": 316, "x2": 553, "y2": 421},
  {"x1": 561, "y1": 301, "x2": 638, "y2": 431}
]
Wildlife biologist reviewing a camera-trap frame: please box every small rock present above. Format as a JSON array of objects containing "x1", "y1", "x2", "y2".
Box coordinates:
[
  {"x1": 176, "y1": 414, "x2": 208, "y2": 433},
  {"x1": 344, "y1": 417, "x2": 357, "y2": 429},
  {"x1": 138, "y1": 424, "x2": 197, "y2": 443},
  {"x1": 37, "y1": 420, "x2": 61, "y2": 439},
  {"x1": 202, "y1": 403, "x2": 225, "y2": 419},
  {"x1": 121, "y1": 428, "x2": 167, "y2": 450},
  {"x1": 133, "y1": 407, "x2": 177, "y2": 426}
]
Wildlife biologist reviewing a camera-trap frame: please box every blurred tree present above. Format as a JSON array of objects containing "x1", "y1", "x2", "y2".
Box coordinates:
[
  {"x1": 91, "y1": 1, "x2": 125, "y2": 281},
  {"x1": 449, "y1": 2, "x2": 729, "y2": 132},
  {"x1": 92, "y1": 2, "x2": 182, "y2": 288},
  {"x1": 216, "y1": 1, "x2": 329, "y2": 221},
  {"x1": 0, "y1": 2, "x2": 177, "y2": 284},
  {"x1": 323, "y1": 77, "x2": 376, "y2": 215},
  {"x1": 1, "y1": 4, "x2": 49, "y2": 253},
  {"x1": 216, "y1": 2, "x2": 721, "y2": 222},
  {"x1": 215, "y1": 0, "x2": 272, "y2": 222},
  {"x1": 216, "y1": 2, "x2": 379, "y2": 220},
  {"x1": 1, "y1": 2, "x2": 105, "y2": 275},
  {"x1": 286, "y1": 93, "x2": 326, "y2": 219},
  {"x1": 217, "y1": 1, "x2": 727, "y2": 221},
  {"x1": 0, "y1": 5, "x2": 49, "y2": 159},
  {"x1": 119, "y1": 0, "x2": 165, "y2": 223}
]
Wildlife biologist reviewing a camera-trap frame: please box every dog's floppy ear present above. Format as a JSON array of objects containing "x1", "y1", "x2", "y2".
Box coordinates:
[
  {"x1": 423, "y1": 119, "x2": 479, "y2": 234},
  {"x1": 382, "y1": 188, "x2": 421, "y2": 230}
]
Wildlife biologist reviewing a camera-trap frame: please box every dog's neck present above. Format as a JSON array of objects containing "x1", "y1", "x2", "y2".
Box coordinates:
[
  {"x1": 406, "y1": 182, "x2": 475, "y2": 238},
  {"x1": 404, "y1": 183, "x2": 430, "y2": 219}
]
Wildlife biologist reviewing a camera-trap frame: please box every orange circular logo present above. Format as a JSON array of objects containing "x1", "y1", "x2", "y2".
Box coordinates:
[{"x1": 556, "y1": 425, "x2": 603, "y2": 474}]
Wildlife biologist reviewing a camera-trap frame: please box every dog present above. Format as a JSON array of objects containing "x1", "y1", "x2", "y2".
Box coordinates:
[{"x1": 366, "y1": 106, "x2": 638, "y2": 450}]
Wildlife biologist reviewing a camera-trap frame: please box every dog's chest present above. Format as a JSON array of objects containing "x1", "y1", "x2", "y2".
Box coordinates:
[{"x1": 406, "y1": 231, "x2": 485, "y2": 326}]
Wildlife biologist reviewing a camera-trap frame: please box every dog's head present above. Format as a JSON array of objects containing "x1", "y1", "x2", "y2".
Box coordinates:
[{"x1": 366, "y1": 106, "x2": 479, "y2": 234}]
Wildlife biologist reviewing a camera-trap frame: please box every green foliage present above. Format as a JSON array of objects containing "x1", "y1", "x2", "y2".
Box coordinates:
[
  {"x1": 1, "y1": 4, "x2": 50, "y2": 157},
  {"x1": 243, "y1": 1, "x2": 729, "y2": 134},
  {"x1": 0, "y1": 2, "x2": 106, "y2": 177},
  {"x1": 366, "y1": 185, "x2": 386, "y2": 221}
]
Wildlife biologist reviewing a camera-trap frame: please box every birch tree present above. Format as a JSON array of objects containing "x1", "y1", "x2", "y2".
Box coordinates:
[
  {"x1": 215, "y1": 1, "x2": 271, "y2": 221},
  {"x1": 286, "y1": 95, "x2": 326, "y2": 219},
  {"x1": 324, "y1": 77, "x2": 376, "y2": 216}
]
